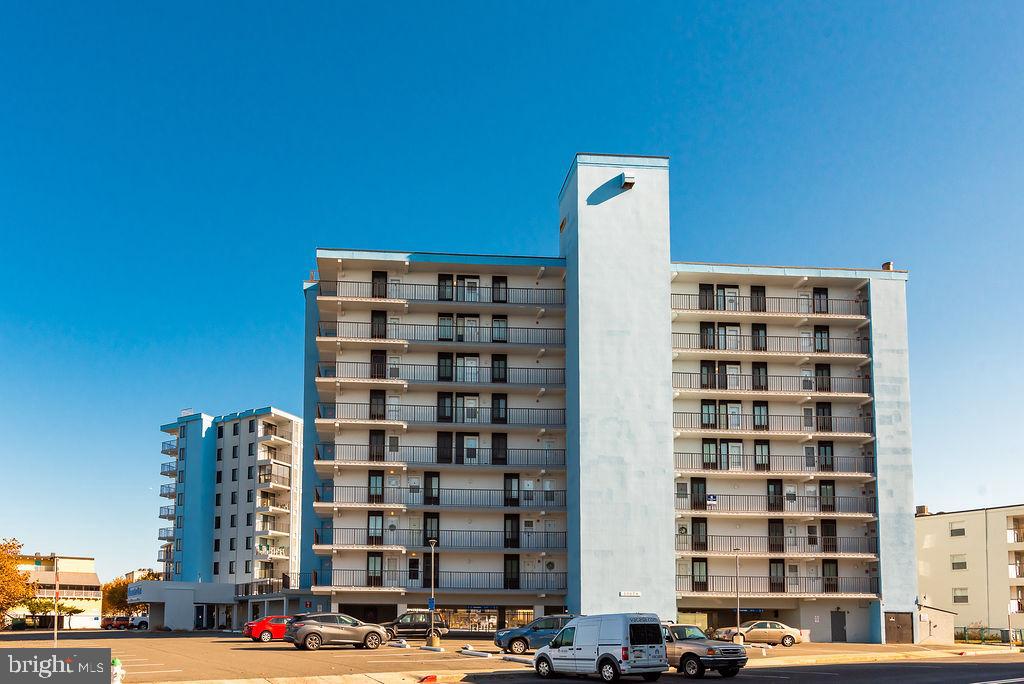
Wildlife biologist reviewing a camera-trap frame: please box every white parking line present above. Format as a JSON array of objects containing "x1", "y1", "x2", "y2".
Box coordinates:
[
  {"x1": 792, "y1": 672, "x2": 839, "y2": 676},
  {"x1": 124, "y1": 671, "x2": 183, "y2": 675},
  {"x1": 969, "y1": 679, "x2": 1024, "y2": 684}
]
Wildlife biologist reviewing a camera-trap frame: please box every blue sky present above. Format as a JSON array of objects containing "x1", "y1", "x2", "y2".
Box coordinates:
[{"x1": 1, "y1": 2, "x2": 1021, "y2": 581}]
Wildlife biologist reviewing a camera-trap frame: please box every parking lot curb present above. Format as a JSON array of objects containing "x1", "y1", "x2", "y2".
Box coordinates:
[
  {"x1": 419, "y1": 646, "x2": 445, "y2": 652},
  {"x1": 457, "y1": 648, "x2": 491, "y2": 658},
  {"x1": 388, "y1": 640, "x2": 410, "y2": 648},
  {"x1": 744, "y1": 646, "x2": 1004, "y2": 668},
  {"x1": 501, "y1": 655, "x2": 533, "y2": 665}
]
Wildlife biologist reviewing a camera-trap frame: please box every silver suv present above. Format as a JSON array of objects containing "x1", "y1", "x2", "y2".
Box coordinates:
[
  {"x1": 284, "y1": 613, "x2": 387, "y2": 651},
  {"x1": 661, "y1": 624, "x2": 747, "y2": 679}
]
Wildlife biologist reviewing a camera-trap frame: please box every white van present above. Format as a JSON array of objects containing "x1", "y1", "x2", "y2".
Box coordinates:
[{"x1": 533, "y1": 613, "x2": 669, "y2": 682}]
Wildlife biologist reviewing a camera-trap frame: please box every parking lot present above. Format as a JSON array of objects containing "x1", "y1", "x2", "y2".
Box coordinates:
[{"x1": 0, "y1": 631, "x2": 528, "y2": 682}]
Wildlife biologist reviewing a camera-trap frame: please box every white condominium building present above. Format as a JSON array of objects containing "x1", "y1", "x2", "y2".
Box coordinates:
[{"x1": 297, "y1": 153, "x2": 916, "y2": 642}]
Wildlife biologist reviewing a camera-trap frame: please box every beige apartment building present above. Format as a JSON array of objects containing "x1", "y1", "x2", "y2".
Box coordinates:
[
  {"x1": 11, "y1": 554, "x2": 103, "y2": 629},
  {"x1": 916, "y1": 504, "x2": 1024, "y2": 630}
]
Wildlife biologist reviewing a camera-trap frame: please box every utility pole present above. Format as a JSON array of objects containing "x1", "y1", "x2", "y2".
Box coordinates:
[
  {"x1": 52, "y1": 553, "x2": 59, "y2": 647},
  {"x1": 733, "y1": 549, "x2": 742, "y2": 645},
  {"x1": 427, "y1": 539, "x2": 439, "y2": 647}
]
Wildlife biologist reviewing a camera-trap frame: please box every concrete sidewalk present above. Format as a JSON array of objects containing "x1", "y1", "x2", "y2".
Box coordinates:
[{"x1": 744, "y1": 642, "x2": 1016, "y2": 668}]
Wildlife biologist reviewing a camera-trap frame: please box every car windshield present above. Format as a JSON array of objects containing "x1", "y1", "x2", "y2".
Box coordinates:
[{"x1": 671, "y1": 626, "x2": 707, "y2": 640}]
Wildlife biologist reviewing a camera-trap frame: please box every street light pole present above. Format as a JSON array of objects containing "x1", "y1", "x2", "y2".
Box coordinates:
[
  {"x1": 427, "y1": 539, "x2": 439, "y2": 647},
  {"x1": 52, "y1": 553, "x2": 59, "y2": 647},
  {"x1": 733, "y1": 549, "x2": 741, "y2": 645}
]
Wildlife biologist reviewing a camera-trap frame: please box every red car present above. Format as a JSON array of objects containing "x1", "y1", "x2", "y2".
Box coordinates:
[{"x1": 243, "y1": 615, "x2": 291, "y2": 642}]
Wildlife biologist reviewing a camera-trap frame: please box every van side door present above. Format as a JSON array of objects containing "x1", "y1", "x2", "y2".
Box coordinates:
[
  {"x1": 572, "y1": 620, "x2": 601, "y2": 674},
  {"x1": 548, "y1": 627, "x2": 577, "y2": 674}
]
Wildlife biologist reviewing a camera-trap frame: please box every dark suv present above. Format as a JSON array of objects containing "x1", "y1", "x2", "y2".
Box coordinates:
[
  {"x1": 381, "y1": 610, "x2": 449, "y2": 640},
  {"x1": 283, "y1": 613, "x2": 387, "y2": 651}
]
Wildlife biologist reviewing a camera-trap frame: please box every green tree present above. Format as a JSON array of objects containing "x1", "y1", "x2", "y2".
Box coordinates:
[
  {"x1": 0, "y1": 539, "x2": 35, "y2": 628},
  {"x1": 19, "y1": 598, "x2": 84, "y2": 625}
]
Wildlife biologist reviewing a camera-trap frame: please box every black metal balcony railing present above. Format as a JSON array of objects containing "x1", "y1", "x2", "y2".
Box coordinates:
[
  {"x1": 260, "y1": 423, "x2": 293, "y2": 442},
  {"x1": 676, "y1": 575, "x2": 878, "y2": 595},
  {"x1": 235, "y1": 572, "x2": 313, "y2": 597},
  {"x1": 314, "y1": 527, "x2": 567, "y2": 550},
  {"x1": 318, "y1": 361, "x2": 566, "y2": 386},
  {"x1": 318, "y1": 320, "x2": 565, "y2": 347},
  {"x1": 314, "y1": 443, "x2": 566, "y2": 468},
  {"x1": 316, "y1": 402, "x2": 566, "y2": 427},
  {"x1": 318, "y1": 280, "x2": 566, "y2": 306},
  {"x1": 674, "y1": 452, "x2": 875, "y2": 475},
  {"x1": 675, "y1": 534, "x2": 878, "y2": 555},
  {"x1": 159, "y1": 505, "x2": 175, "y2": 518},
  {"x1": 315, "y1": 485, "x2": 567, "y2": 509},
  {"x1": 157, "y1": 527, "x2": 174, "y2": 540},
  {"x1": 673, "y1": 372, "x2": 871, "y2": 395},
  {"x1": 159, "y1": 483, "x2": 176, "y2": 497},
  {"x1": 673, "y1": 332, "x2": 870, "y2": 355},
  {"x1": 676, "y1": 494, "x2": 877, "y2": 515},
  {"x1": 322, "y1": 568, "x2": 568, "y2": 591},
  {"x1": 674, "y1": 412, "x2": 873, "y2": 434},
  {"x1": 671, "y1": 293, "x2": 867, "y2": 316},
  {"x1": 255, "y1": 518, "x2": 290, "y2": 533},
  {"x1": 160, "y1": 460, "x2": 178, "y2": 475},
  {"x1": 157, "y1": 550, "x2": 173, "y2": 563},
  {"x1": 258, "y1": 472, "x2": 290, "y2": 487},
  {"x1": 160, "y1": 439, "x2": 178, "y2": 455}
]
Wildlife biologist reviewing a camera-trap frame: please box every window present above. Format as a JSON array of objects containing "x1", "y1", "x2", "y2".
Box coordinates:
[
  {"x1": 214, "y1": 516, "x2": 221, "y2": 529},
  {"x1": 551, "y1": 627, "x2": 575, "y2": 649},
  {"x1": 491, "y1": 276, "x2": 508, "y2": 303},
  {"x1": 179, "y1": 424, "x2": 187, "y2": 438},
  {"x1": 248, "y1": 443, "x2": 254, "y2": 457},
  {"x1": 175, "y1": 538, "x2": 182, "y2": 551},
  {"x1": 177, "y1": 470, "x2": 185, "y2": 483},
  {"x1": 231, "y1": 468, "x2": 238, "y2": 482},
  {"x1": 175, "y1": 515, "x2": 183, "y2": 528},
  {"x1": 953, "y1": 587, "x2": 969, "y2": 604},
  {"x1": 217, "y1": 448, "x2": 222, "y2": 461},
  {"x1": 232, "y1": 423, "x2": 239, "y2": 436},
  {"x1": 950, "y1": 522, "x2": 966, "y2": 537},
  {"x1": 246, "y1": 512, "x2": 253, "y2": 526},
  {"x1": 217, "y1": 425, "x2": 224, "y2": 438},
  {"x1": 951, "y1": 554, "x2": 968, "y2": 570},
  {"x1": 229, "y1": 561, "x2": 236, "y2": 574},
  {"x1": 213, "y1": 539, "x2": 220, "y2": 552},
  {"x1": 230, "y1": 491, "x2": 238, "y2": 505},
  {"x1": 213, "y1": 562, "x2": 220, "y2": 576},
  {"x1": 629, "y1": 623, "x2": 664, "y2": 645},
  {"x1": 232, "y1": 445, "x2": 238, "y2": 459},
  {"x1": 179, "y1": 447, "x2": 186, "y2": 461},
  {"x1": 229, "y1": 537, "x2": 236, "y2": 551},
  {"x1": 176, "y1": 493, "x2": 184, "y2": 506},
  {"x1": 247, "y1": 466, "x2": 254, "y2": 479},
  {"x1": 492, "y1": 315, "x2": 508, "y2": 343},
  {"x1": 216, "y1": 471, "x2": 222, "y2": 484},
  {"x1": 248, "y1": 419, "x2": 255, "y2": 433},
  {"x1": 247, "y1": 489, "x2": 253, "y2": 503},
  {"x1": 230, "y1": 514, "x2": 237, "y2": 528},
  {"x1": 245, "y1": 536, "x2": 252, "y2": 550},
  {"x1": 244, "y1": 560, "x2": 252, "y2": 573}
]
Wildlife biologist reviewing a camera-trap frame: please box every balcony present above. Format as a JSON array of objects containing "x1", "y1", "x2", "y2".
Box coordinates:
[
  {"x1": 675, "y1": 534, "x2": 877, "y2": 557},
  {"x1": 314, "y1": 443, "x2": 566, "y2": 469},
  {"x1": 675, "y1": 494, "x2": 877, "y2": 517},
  {"x1": 258, "y1": 422, "x2": 293, "y2": 446},
  {"x1": 313, "y1": 485, "x2": 567, "y2": 511},
  {"x1": 673, "y1": 372, "x2": 871, "y2": 400},
  {"x1": 676, "y1": 574, "x2": 878, "y2": 597},
  {"x1": 157, "y1": 549, "x2": 173, "y2": 563},
  {"x1": 157, "y1": 527, "x2": 175, "y2": 541},
  {"x1": 313, "y1": 527, "x2": 567, "y2": 552},
  {"x1": 160, "y1": 439, "x2": 178, "y2": 456},
  {"x1": 671, "y1": 293, "x2": 867, "y2": 320},
  {"x1": 158, "y1": 505, "x2": 175, "y2": 520},
  {"x1": 672, "y1": 332, "x2": 869, "y2": 361},
  {"x1": 36, "y1": 588, "x2": 102, "y2": 600},
  {"x1": 1011, "y1": 563, "x2": 1024, "y2": 581},
  {"x1": 317, "y1": 361, "x2": 566, "y2": 391},
  {"x1": 316, "y1": 402, "x2": 566, "y2": 430},
  {"x1": 674, "y1": 452, "x2": 874, "y2": 478},
  {"x1": 159, "y1": 483, "x2": 176, "y2": 498},
  {"x1": 254, "y1": 518, "x2": 290, "y2": 537},
  {"x1": 318, "y1": 280, "x2": 565, "y2": 308},
  {"x1": 160, "y1": 460, "x2": 178, "y2": 477},
  {"x1": 257, "y1": 472, "x2": 290, "y2": 490},
  {"x1": 255, "y1": 544, "x2": 290, "y2": 560},
  {"x1": 674, "y1": 412, "x2": 873, "y2": 439},
  {"x1": 235, "y1": 573, "x2": 310, "y2": 597},
  {"x1": 317, "y1": 321, "x2": 565, "y2": 349},
  {"x1": 313, "y1": 569, "x2": 567, "y2": 593},
  {"x1": 1009, "y1": 529, "x2": 1024, "y2": 545}
]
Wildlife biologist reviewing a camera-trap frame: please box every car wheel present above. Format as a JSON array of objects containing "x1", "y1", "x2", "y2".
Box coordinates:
[
  {"x1": 425, "y1": 628, "x2": 441, "y2": 639},
  {"x1": 781, "y1": 635, "x2": 795, "y2": 647},
  {"x1": 303, "y1": 634, "x2": 322, "y2": 651},
  {"x1": 509, "y1": 638, "x2": 528, "y2": 655},
  {"x1": 680, "y1": 655, "x2": 705, "y2": 678},
  {"x1": 385, "y1": 629, "x2": 396, "y2": 641},
  {"x1": 535, "y1": 657, "x2": 554, "y2": 678},
  {"x1": 259, "y1": 631, "x2": 273, "y2": 643},
  {"x1": 642, "y1": 674, "x2": 661, "y2": 682},
  {"x1": 599, "y1": 658, "x2": 620, "y2": 682},
  {"x1": 364, "y1": 633, "x2": 382, "y2": 650},
  {"x1": 138, "y1": 622, "x2": 148, "y2": 630},
  {"x1": 719, "y1": 668, "x2": 740, "y2": 678}
]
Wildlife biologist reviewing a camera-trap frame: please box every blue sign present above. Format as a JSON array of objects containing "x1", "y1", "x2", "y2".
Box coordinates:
[{"x1": 428, "y1": 597, "x2": 435, "y2": 610}]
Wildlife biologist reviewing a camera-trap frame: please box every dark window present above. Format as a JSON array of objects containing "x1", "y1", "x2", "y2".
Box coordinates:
[
  {"x1": 699, "y1": 322, "x2": 716, "y2": 350},
  {"x1": 214, "y1": 516, "x2": 221, "y2": 529},
  {"x1": 492, "y1": 315, "x2": 508, "y2": 343},
  {"x1": 491, "y1": 276, "x2": 508, "y2": 303},
  {"x1": 232, "y1": 445, "x2": 238, "y2": 459},
  {"x1": 437, "y1": 432, "x2": 453, "y2": 464},
  {"x1": 215, "y1": 493, "x2": 221, "y2": 506},
  {"x1": 213, "y1": 562, "x2": 220, "y2": 575},
  {"x1": 216, "y1": 471, "x2": 222, "y2": 484},
  {"x1": 213, "y1": 539, "x2": 220, "y2": 552},
  {"x1": 437, "y1": 393, "x2": 454, "y2": 422},
  {"x1": 750, "y1": 285, "x2": 766, "y2": 312},
  {"x1": 814, "y1": 326, "x2": 830, "y2": 353},
  {"x1": 753, "y1": 401, "x2": 769, "y2": 430},
  {"x1": 629, "y1": 623, "x2": 664, "y2": 645},
  {"x1": 231, "y1": 468, "x2": 238, "y2": 482},
  {"x1": 492, "y1": 394, "x2": 508, "y2": 424},
  {"x1": 491, "y1": 354, "x2": 507, "y2": 383},
  {"x1": 492, "y1": 433, "x2": 508, "y2": 465},
  {"x1": 752, "y1": 324, "x2": 768, "y2": 352},
  {"x1": 698, "y1": 284, "x2": 714, "y2": 310},
  {"x1": 438, "y1": 274, "x2": 454, "y2": 301},
  {"x1": 752, "y1": 362, "x2": 768, "y2": 391},
  {"x1": 247, "y1": 466, "x2": 254, "y2": 479},
  {"x1": 437, "y1": 353, "x2": 454, "y2": 382},
  {"x1": 216, "y1": 448, "x2": 222, "y2": 461},
  {"x1": 217, "y1": 425, "x2": 223, "y2": 438},
  {"x1": 372, "y1": 271, "x2": 388, "y2": 298},
  {"x1": 813, "y1": 287, "x2": 829, "y2": 314},
  {"x1": 438, "y1": 314, "x2": 454, "y2": 341},
  {"x1": 233, "y1": 423, "x2": 239, "y2": 436},
  {"x1": 230, "y1": 491, "x2": 237, "y2": 505},
  {"x1": 230, "y1": 514, "x2": 236, "y2": 528},
  {"x1": 248, "y1": 419, "x2": 255, "y2": 433}
]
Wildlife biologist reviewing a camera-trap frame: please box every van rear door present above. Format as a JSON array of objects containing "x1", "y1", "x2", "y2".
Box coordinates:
[{"x1": 627, "y1": 622, "x2": 666, "y2": 667}]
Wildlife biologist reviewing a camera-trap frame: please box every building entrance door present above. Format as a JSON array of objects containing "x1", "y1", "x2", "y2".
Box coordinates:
[
  {"x1": 830, "y1": 610, "x2": 847, "y2": 642},
  {"x1": 885, "y1": 612, "x2": 914, "y2": 643}
]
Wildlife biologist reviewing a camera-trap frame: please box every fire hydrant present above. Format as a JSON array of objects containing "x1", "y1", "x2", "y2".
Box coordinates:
[{"x1": 110, "y1": 658, "x2": 125, "y2": 684}]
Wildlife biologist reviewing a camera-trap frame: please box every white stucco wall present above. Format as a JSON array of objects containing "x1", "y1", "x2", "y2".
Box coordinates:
[{"x1": 560, "y1": 154, "x2": 677, "y2": 619}]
